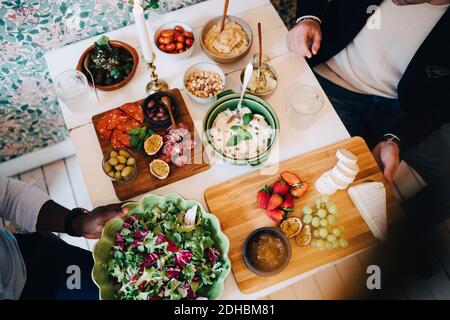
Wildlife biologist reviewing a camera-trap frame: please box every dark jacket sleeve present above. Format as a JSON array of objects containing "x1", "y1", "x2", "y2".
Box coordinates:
[{"x1": 296, "y1": 0, "x2": 329, "y2": 20}]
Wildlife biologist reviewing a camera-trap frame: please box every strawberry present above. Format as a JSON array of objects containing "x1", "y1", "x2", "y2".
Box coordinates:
[
  {"x1": 280, "y1": 171, "x2": 302, "y2": 187},
  {"x1": 272, "y1": 179, "x2": 289, "y2": 196},
  {"x1": 280, "y1": 193, "x2": 294, "y2": 211},
  {"x1": 290, "y1": 182, "x2": 308, "y2": 198},
  {"x1": 267, "y1": 193, "x2": 283, "y2": 210},
  {"x1": 266, "y1": 209, "x2": 284, "y2": 223},
  {"x1": 256, "y1": 185, "x2": 272, "y2": 209}
]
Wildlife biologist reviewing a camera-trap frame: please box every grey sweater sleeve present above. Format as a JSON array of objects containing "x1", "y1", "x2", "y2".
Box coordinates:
[{"x1": 0, "y1": 176, "x2": 50, "y2": 232}]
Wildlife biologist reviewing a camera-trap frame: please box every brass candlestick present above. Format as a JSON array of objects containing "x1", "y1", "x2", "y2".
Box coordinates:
[{"x1": 145, "y1": 52, "x2": 168, "y2": 94}]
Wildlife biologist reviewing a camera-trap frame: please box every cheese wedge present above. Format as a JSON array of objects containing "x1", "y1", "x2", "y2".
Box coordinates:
[{"x1": 348, "y1": 182, "x2": 388, "y2": 242}]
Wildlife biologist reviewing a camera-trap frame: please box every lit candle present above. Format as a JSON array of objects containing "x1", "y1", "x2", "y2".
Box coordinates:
[{"x1": 133, "y1": 0, "x2": 153, "y2": 62}]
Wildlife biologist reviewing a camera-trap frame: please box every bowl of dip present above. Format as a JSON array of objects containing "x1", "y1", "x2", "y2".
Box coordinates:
[
  {"x1": 243, "y1": 227, "x2": 291, "y2": 277},
  {"x1": 200, "y1": 16, "x2": 253, "y2": 64},
  {"x1": 240, "y1": 62, "x2": 278, "y2": 99},
  {"x1": 202, "y1": 90, "x2": 279, "y2": 167}
]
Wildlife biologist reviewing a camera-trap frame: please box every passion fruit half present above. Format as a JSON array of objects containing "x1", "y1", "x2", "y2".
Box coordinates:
[
  {"x1": 144, "y1": 134, "x2": 163, "y2": 155},
  {"x1": 295, "y1": 224, "x2": 312, "y2": 246},
  {"x1": 280, "y1": 217, "x2": 302, "y2": 238},
  {"x1": 149, "y1": 159, "x2": 170, "y2": 179}
]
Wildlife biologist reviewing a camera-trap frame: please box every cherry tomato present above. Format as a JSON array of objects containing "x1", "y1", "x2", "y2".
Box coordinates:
[
  {"x1": 158, "y1": 44, "x2": 166, "y2": 51},
  {"x1": 158, "y1": 36, "x2": 173, "y2": 45},
  {"x1": 174, "y1": 25, "x2": 184, "y2": 33},
  {"x1": 176, "y1": 35, "x2": 185, "y2": 43},
  {"x1": 184, "y1": 31, "x2": 194, "y2": 39},
  {"x1": 185, "y1": 38, "x2": 194, "y2": 47},
  {"x1": 160, "y1": 29, "x2": 174, "y2": 37},
  {"x1": 176, "y1": 42, "x2": 184, "y2": 50},
  {"x1": 165, "y1": 43, "x2": 176, "y2": 52}
]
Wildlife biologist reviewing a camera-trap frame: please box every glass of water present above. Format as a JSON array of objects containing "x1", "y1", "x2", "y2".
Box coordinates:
[
  {"x1": 288, "y1": 85, "x2": 324, "y2": 130},
  {"x1": 54, "y1": 70, "x2": 95, "y2": 114}
]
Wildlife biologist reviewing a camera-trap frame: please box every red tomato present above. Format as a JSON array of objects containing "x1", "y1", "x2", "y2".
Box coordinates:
[
  {"x1": 158, "y1": 44, "x2": 166, "y2": 51},
  {"x1": 176, "y1": 42, "x2": 184, "y2": 50},
  {"x1": 165, "y1": 43, "x2": 176, "y2": 52},
  {"x1": 160, "y1": 29, "x2": 174, "y2": 37},
  {"x1": 176, "y1": 35, "x2": 185, "y2": 43},
  {"x1": 185, "y1": 38, "x2": 194, "y2": 47},
  {"x1": 158, "y1": 36, "x2": 173, "y2": 45},
  {"x1": 174, "y1": 25, "x2": 184, "y2": 33},
  {"x1": 184, "y1": 31, "x2": 194, "y2": 39}
]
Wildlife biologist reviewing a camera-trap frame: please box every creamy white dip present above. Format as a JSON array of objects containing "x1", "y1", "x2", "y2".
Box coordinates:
[{"x1": 209, "y1": 107, "x2": 272, "y2": 160}]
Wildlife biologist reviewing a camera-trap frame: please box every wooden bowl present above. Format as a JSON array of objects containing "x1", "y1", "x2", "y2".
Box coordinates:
[
  {"x1": 76, "y1": 40, "x2": 139, "y2": 91},
  {"x1": 200, "y1": 15, "x2": 253, "y2": 64}
]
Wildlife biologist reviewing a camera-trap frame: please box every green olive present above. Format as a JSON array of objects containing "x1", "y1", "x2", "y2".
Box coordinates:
[
  {"x1": 103, "y1": 162, "x2": 112, "y2": 173},
  {"x1": 110, "y1": 151, "x2": 118, "y2": 158},
  {"x1": 121, "y1": 166, "x2": 133, "y2": 178},
  {"x1": 115, "y1": 164, "x2": 125, "y2": 171},
  {"x1": 117, "y1": 155, "x2": 127, "y2": 164},
  {"x1": 126, "y1": 157, "x2": 136, "y2": 166},
  {"x1": 108, "y1": 158, "x2": 119, "y2": 166},
  {"x1": 107, "y1": 171, "x2": 115, "y2": 178},
  {"x1": 114, "y1": 171, "x2": 122, "y2": 180},
  {"x1": 119, "y1": 149, "x2": 130, "y2": 158}
]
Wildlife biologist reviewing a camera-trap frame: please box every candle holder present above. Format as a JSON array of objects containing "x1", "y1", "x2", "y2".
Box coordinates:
[{"x1": 145, "y1": 52, "x2": 169, "y2": 95}]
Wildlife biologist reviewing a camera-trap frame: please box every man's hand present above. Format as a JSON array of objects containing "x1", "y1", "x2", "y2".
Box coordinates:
[
  {"x1": 73, "y1": 204, "x2": 128, "y2": 239},
  {"x1": 287, "y1": 19, "x2": 322, "y2": 58},
  {"x1": 372, "y1": 141, "x2": 400, "y2": 183}
]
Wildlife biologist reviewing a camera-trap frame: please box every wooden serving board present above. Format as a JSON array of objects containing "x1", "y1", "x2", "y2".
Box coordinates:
[
  {"x1": 92, "y1": 88, "x2": 209, "y2": 201},
  {"x1": 204, "y1": 137, "x2": 403, "y2": 294}
]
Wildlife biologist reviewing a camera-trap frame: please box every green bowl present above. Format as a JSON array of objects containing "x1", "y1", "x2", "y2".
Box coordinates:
[
  {"x1": 91, "y1": 193, "x2": 231, "y2": 300},
  {"x1": 202, "y1": 90, "x2": 280, "y2": 167}
]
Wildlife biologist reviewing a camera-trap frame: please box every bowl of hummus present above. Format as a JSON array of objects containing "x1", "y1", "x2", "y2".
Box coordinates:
[
  {"x1": 202, "y1": 90, "x2": 279, "y2": 166},
  {"x1": 201, "y1": 16, "x2": 253, "y2": 64}
]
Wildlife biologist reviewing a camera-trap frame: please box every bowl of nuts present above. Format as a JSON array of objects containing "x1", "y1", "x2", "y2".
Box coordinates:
[
  {"x1": 102, "y1": 148, "x2": 137, "y2": 184},
  {"x1": 184, "y1": 62, "x2": 226, "y2": 104},
  {"x1": 154, "y1": 22, "x2": 195, "y2": 60}
]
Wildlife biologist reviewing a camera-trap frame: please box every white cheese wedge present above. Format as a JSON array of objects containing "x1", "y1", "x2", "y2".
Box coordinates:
[
  {"x1": 337, "y1": 160, "x2": 359, "y2": 176},
  {"x1": 315, "y1": 171, "x2": 338, "y2": 195},
  {"x1": 348, "y1": 182, "x2": 388, "y2": 242},
  {"x1": 336, "y1": 149, "x2": 358, "y2": 166}
]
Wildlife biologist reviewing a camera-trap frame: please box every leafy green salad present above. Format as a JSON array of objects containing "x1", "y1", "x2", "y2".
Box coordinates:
[{"x1": 105, "y1": 201, "x2": 226, "y2": 300}]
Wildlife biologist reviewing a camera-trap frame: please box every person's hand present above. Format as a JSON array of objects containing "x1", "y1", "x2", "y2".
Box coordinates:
[
  {"x1": 73, "y1": 203, "x2": 128, "y2": 239},
  {"x1": 287, "y1": 19, "x2": 322, "y2": 58},
  {"x1": 372, "y1": 141, "x2": 400, "y2": 183}
]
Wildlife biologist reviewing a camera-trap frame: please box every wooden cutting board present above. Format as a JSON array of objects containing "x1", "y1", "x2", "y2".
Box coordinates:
[
  {"x1": 92, "y1": 88, "x2": 209, "y2": 201},
  {"x1": 204, "y1": 137, "x2": 403, "y2": 294}
]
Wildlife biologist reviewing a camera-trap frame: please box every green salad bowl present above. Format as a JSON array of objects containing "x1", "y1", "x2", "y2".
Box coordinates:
[
  {"x1": 91, "y1": 193, "x2": 231, "y2": 300},
  {"x1": 202, "y1": 90, "x2": 280, "y2": 167}
]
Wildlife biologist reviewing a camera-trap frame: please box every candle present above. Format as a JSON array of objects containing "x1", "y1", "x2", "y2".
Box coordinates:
[{"x1": 133, "y1": 0, "x2": 153, "y2": 62}]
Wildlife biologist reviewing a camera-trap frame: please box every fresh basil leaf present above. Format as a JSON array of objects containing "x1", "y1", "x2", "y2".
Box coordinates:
[
  {"x1": 128, "y1": 127, "x2": 142, "y2": 136},
  {"x1": 130, "y1": 135, "x2": 139, "y2": 148},
  {"x1": 243, "y1": 113, "x2": 253, "y2": 126},
  {"x1": 226, "y1": 134, "x2": 242, "y2": 147},
  {"x1": 230, "y1": 126, "x2": 252, "y2": 141},
  {"x1": 95, "y1": 35, "x2": 110, "y2": 48}
]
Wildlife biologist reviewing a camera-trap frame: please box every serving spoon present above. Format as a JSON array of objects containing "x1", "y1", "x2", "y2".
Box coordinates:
[
  {"x1": 228, "y1": 62, "x2": 253, "y2": 124},
  {"x1": 83, "y1": 52, "x2": 100, "y2": 102},
  {"x1": 220, "y1": 0, "x2": 230, "y2": 32}
]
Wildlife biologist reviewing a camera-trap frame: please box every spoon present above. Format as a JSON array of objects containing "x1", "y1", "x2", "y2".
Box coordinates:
[
  {"x1": 220, "y1": 0, "x2": 230, "y2": 32},
  {"x1": 83, "y1": 52, "x2": 100, "y2": 102},
  {"x1": 161, "y1": 96, "x2": 177, "y2": 130},
  {"x1": 228, "y1": 62, "x2": 253, "y2": 124}
]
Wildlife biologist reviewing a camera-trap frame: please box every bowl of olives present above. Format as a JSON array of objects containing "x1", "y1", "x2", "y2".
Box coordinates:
[
  {"x1": 102, "y1": 148, "x2": 137, "y2": 184},
  {"x1": 141, "y1": 91, "x2": 179, "y2": 128}
]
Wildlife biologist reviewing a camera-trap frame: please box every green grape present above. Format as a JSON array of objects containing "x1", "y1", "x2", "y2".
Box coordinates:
[
  {"x1": 327, "y1": 234, "x2": 337, "y2": 242},
  {"x1": 303, "y1": 206, "x2": 313, "y2": 215},
  {"x1": 314, "y1": 198, "x2": 323, "y2": 207},
  {"x1": 332, "y1": 240, "x2": 339, "y2": 248},
  {"x1": 311, "y1": 217, "x2": 320, "y2": 228},
  {"x1": 319, "y1": 228, "x2": 328, "y2": 238},
  {"x1": 320, "y1": 218, "x2": 328, "y2": 227},
  {"x1": 316, "y1": 239, "x2": 325, "y2": 248},
  {"x1": 339, "y1": 238, "x2": 349, "y2": 248},
  {"x1": 320, "y1": 195, "x2": 330, "y2": 203},
  {"x1": 325, "y1": 241, "x2": 333, "y2": 250},
  {"x1": 327, "y1": 204, "x2": 338, "y2": 215},
  {"x1": 327, "y1": 214, "x2": 336, "y2": 225},
  {"x1": 313, "y1": 229, "x2": 320, "y2": 238},
  {"x1": 303, "y1": 214, "x2": 313, "y2": 224},
  {"x1": 317, "y1": 209, "x2": 327, "y2": 218},
  {"x1": 332, "y1": 227, "x2": 342, "y2": 237}
]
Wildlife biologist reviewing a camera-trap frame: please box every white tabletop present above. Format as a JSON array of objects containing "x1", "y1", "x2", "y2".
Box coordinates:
[{"x1": 46, "y1": 0, "x2": 350, "y2": 299}]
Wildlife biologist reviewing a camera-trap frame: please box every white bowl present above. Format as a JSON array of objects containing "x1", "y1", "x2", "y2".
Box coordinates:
[
  {"x1": 153, "y1": 21, "x2": 195, "y2": 60},
  {"x1": 183, "y1": 62, "x2": 226, "y2": 104}
]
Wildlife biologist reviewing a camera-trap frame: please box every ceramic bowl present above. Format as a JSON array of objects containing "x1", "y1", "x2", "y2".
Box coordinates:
[
  {"x1": 92, "y1": 193, "x2": 231, "y2": 300},
  {"x1": 200, "y1": 15, "x2": 253, "y2": 64},
  {"x1": 183, "y1": 62, "x2": 226, "y2": 104},
  {"x1": 240, "y1": 63, "x2": 279, "y2": 99},
  {"x1": 141, "y1": 91, "x2": 179, "y2": 128},
  {"x1": 154, "y1": 21, "x2": 195, "y2": 60},
  {"x1": 202, "y1": 90, "x2": 280, "y2": 167},
  {"x1": 76, "y1": 40, "x2": 139, "y2": 91}
]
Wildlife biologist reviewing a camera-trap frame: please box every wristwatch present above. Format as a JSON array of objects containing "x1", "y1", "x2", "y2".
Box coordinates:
[
  {"x1": 384, "y1": 133, "x2": 402, "y2": 148},
  {"x1": 64, "y1": 207, "x2": 90, "y2": 237}
]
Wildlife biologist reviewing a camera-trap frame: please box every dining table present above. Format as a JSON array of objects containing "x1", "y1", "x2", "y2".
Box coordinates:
[{"x1": 45, "y1": 0, "x2": 360, "y2": 299}]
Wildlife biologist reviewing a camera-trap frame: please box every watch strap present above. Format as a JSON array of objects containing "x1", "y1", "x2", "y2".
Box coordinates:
[{"x1": 64, "y1": 207, "x2": 89, "y2": 237}]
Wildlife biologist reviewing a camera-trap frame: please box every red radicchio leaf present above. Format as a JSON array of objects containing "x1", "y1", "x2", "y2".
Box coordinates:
[
  {"x1": 138, "y1": 280, "x2": 148, "y2": 292},
  {"x1": 183, "y1": 282, "x2": 196, "y2": 300},
  {"x1": 193, "y1": 276, "x2": 201, "y2": 282},
  {"x1": 167, "y1": 267, "x2": 181, "y2": 279},
  {"x1": 140, "y1": 252, "x2": 159, "y2": 269},
  {"x1": 155, "y1": 234, "x2": 166, "y2": 244},
  {"x1": 174, "y1": 250, "x2": 192, "y2": 267},
  {"x1": 207, "y1": 247, "x2": 221, "y2": 265},
  {"x1": 166, "y1": 240, "x2": 178, "y2": 252},
  {"x1": 130, "y1": 274, "x2": 138, "y2": 284}
]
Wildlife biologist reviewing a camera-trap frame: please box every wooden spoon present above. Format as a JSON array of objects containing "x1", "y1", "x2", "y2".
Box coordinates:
[
  {"x1": 161, "y1": 96, "x2": 177, "y2": 129},
  {"x1": 257, "y1": 22, "x2": 265, "y2": 86},
  {"x1": 220, "y1": 0, "x2": 230, "y2": 32}
]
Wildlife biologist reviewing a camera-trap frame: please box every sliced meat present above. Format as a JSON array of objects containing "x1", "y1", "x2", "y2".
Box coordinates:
[
  {"x1": 96, "y1": 114, "x2": 112, "y2": 140},
  {"x1": 111, "y1": 129, "x2": 131, "y2": 149},
  {"x1": 120, "y1": 102, "x2": 144, "y2": 123},
  {"x1": 107, "y1": 109, "x2": 130, "y2": 130},
  {"x1": 116, "y1": 118, "x2": 141, "y2": 134}
]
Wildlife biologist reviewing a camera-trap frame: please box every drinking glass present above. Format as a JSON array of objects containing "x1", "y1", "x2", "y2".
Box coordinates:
[
  {"x1": 287, "y1": 85, "x2": 324, "y2": 130},
  {"x1": 54, "y1": 70, "x2": 94, "y2": 113}
]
